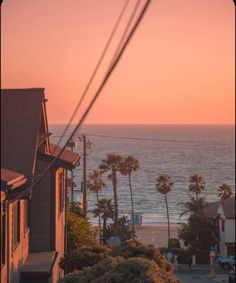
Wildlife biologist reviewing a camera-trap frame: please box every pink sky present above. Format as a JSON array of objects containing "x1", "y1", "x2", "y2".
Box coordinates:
[{"x1": 1, "y1": 0, "x2": 235, "y2": 124}]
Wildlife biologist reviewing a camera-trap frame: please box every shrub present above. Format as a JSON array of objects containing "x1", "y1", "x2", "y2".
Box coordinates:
[
  {"x1": 59, "y1": 245, "x2": 111, "y2": 273},
  {"x1": 110, "y1": 240, "x2": 173, "y2": 273},
  {"x1": 60, "y1": 256, "x2": 181, "y2": 283}
]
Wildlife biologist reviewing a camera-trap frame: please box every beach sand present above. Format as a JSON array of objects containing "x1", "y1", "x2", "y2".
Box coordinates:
[{"x1": 135, "y1": 224, "x2": 182, "y2": 248}]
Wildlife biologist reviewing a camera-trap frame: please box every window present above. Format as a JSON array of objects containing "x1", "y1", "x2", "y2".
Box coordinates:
[
  {"x1": 13, "y1": 201, "x2": 20, "y2": 249},
  {"x1": 1, "y1": 213, "x2": 6, "y2": 266},
  {"x1": 24, "y1": 200, "x2": 29, "y2": 232},
  {"x1": 58, "y1": 169, "x2": 65, "y2": 214}
]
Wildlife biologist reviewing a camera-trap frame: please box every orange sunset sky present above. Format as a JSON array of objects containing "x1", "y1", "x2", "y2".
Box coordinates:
[{"x1": 1, "y1": 0, "x2": 235, "y2": 124}]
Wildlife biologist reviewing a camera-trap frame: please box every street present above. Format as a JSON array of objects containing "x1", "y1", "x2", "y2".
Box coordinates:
[{"x1": 175, "y1": 266, "x2": 229, "y2": 283}]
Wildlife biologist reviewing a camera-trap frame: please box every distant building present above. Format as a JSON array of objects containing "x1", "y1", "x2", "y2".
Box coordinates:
[
  {"x1": 203, "y1": 197, "x2": 235, "y2": 256},
  {"x1": 1, "y1": 88, "x2": 80, "y2": 283}
]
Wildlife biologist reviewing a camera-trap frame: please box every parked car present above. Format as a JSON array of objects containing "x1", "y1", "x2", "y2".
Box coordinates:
[
  {"x1": 218, "y1": 256, "x2": 235, "y2": 269},
  {"x1": 228, "y1": 265, "x2": 235, "y2": 283}
]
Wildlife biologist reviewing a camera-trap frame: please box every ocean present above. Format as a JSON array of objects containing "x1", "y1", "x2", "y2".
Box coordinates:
[{"x1": 49, "y1": 124, "x2": 235, "y2": 224}]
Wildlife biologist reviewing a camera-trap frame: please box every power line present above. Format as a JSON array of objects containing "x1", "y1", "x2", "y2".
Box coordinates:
[
  {"x1": 53, "y1": 0, "x2": 131, "y2": 151},
  {"x1": 8, "y1": 0, "x2": 153, "y2": 203}
]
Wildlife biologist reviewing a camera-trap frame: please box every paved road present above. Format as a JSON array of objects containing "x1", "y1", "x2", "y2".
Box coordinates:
[{"x1": 175, "y1": 267, "x2": 229, "y2": 283}]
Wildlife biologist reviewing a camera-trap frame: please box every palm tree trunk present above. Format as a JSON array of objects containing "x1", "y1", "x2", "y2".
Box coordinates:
[
  {"x1": 112, "y1": 169, "x2": 118, "y2": 223},
  {"x1": 165, "y1": 194, "x2": 171, "y2": 247},
  {"x1": 102, "y1": 217, "x2": 107, "y2": 244},
  {"x1": 129, "y1": 174, "x2": 135, "y2": 240},
  {"x1": 96, "y1": 192, "x2": 102, "y2": 244}
]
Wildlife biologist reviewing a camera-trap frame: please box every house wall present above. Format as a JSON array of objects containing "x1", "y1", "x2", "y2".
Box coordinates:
[
  {"x1": 225, "y1": 219, "x2": 235, "y2": 243},
  {"x1": 29, "y1": 159, "x2": 52, "y2": 252},
  {"x1": 1, "y1": 199, "x2": 30, "y2": 283}
]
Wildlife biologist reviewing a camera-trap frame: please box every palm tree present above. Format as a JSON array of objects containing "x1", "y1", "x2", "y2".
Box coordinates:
[
  {"x1": 93, "y1": 198, "x2": 114, "y2": 244},
  {"x1": 120, "y1": 155, "x2": 140, "y2": 240},
  {"x1": 179, "y1": 197, "x2": 207, "y2": 218},
  {"x1": 87, "y1": 170, "x2": 106, "y2": 243},
  {"x1": 99, "y1": 153, "x2": 123, "y2": 223},
  {"x1": 218, "y1": 183, "x2": 233, "y2": 199},
  {"x1": 189, "y1": 174, "x2": 205, "y2": 200},
  {"x1": 155, "y1": 174, "x2": 174, "y2": 246}
]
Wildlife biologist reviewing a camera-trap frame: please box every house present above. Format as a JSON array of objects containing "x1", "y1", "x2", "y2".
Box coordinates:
[
  {"x1": 218, "y1": 197, "x2": 235, "y2": 256},
  {"x1": 203, "y1": 197, "x2": 235, "y2": 256},
  {"x1": 1, "y1": 88, "x2": 80, "y2": 283}
]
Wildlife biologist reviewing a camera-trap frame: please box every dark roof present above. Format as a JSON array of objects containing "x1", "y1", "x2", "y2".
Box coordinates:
[
  {"x1": 21, "y1": 251, "x2": 57, "y2": 275},
  {"x1": 1, "y1": 168, "x2": 27, "y2": 190},
  {"x1": 204, "y1": 197, "x2": 235, "y2": 219},
  {"x1": 38, "y1": 143, "x2": 80, "y2": 170},
  {"x1": 220, "y1": 197, "x2": 235, "y2": 219},
  {"x1": 1, "y1": 88, "x2": 44, "y2": 177}
]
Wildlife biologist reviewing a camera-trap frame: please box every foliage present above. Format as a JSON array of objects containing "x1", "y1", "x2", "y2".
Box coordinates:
[
  {"x1": 188, "y1": 174, "x2": 205, "y2": 200},
  {"x1": 218, "y1": 183, "x2": 233, "y2": 199},
  {"x1": 155, "y1": 174, "x2": 174, "y2": 245},
  {"x1": 110, "y1": 240, "x2": 173, "y2": 273},
  {"x1": 104, "y1": 216, "x2": 134, "y2": 242},
  {"x1": 178, "y1": 212, "x2": 218, "y2": 254},
  {"x1": 93, "y1": 198, "x2": 114, "y2": 244},
  {"x1": 68, "y1": 202, "x2": 86, "y2": 218},
  {"x1": 59, "y1": 245, "x2": 111, "y2": 273},
  {"x1": 67, "y1": 212, "x2": 97, "y2": 251},
  {"x1": 179, "y1": 197, "x2": 207, "y2": 218},
  {"x1": 168, "y1": 238, "x2": 180, "y2": 251},
  {"x1": 99, "y1": 153, "x2": 123, "y2": 223},
  {"x1": 60, "y1": 256, "x2": 181, "y2": 283}
]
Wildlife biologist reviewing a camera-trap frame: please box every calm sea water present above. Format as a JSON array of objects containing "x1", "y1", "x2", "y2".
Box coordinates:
[{"x1": 49, "y1": 125, "x2": 235, "y2": 224}]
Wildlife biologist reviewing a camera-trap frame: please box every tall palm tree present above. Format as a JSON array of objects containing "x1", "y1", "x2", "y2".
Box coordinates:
[
  {"x1": 87, "y1": 170, "x2": 106, "y2": 243},
  {"x1": 93, "y1": 198, "x2": 114, "y2": 244},
  {"x1": 189, "y1": 174, "x2": 205, "y2": 200},
  {"x1": 120, "y1": 155, "x2": 140, "y2": 240},
  {"x1": 155, "y1": 174, "x2": 174, "y2": 246},
  {"x1": 99, "y1": 153, "x2": 123, "y2": 223},
  {"x1": 218, "y1": 183, "x2": 233, "y2": 199}
]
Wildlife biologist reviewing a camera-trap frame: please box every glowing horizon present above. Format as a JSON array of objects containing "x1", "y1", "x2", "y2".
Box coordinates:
[{"x1": 1, "y1": 0, "x2": 235, "y2": 125}]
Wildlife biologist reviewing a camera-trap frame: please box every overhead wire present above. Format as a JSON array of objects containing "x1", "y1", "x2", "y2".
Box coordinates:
[
  {"x1": 9, "y1": 0, "x2": 152, "y2": 203},
  {"x1": 53, "y1": 0, "x2": 131, "y2": 151}
]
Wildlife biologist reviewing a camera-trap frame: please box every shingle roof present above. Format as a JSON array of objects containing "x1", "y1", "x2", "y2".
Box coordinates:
[
  {"x1": 1, "y1": 88, "x2": 44, "y2": 178},
  {"x1": 221, "y1": 197, "x2": 235, "y2": 219},
  {"x1": 38, "y1": 143, "x2": 80, "y2": 170},
  {"x1": 204, "y1": 197, "x2": 235, "y2": 219}
]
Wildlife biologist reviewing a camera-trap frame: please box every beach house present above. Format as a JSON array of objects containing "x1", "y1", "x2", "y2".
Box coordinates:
[
  {"x1": 1, "y1": 88, "x2": 80, "y2": 283},
  {"x1": 204, "y1": 197, "x2": 235, "y2": 256}
]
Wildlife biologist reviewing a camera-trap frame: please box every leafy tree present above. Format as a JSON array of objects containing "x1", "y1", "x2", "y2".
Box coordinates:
[
  {"x1": 99, "y1": 153, "x2": 123, "y2": 223},
  {"x1": 218, "y1": 183, "x2": 233, "y2": 199},
  {"x1": 104, "y1": 216, "x2": 134, "y2": 242},
  {"x1": 188, "y1": 174, "x2": 205, "y2": 200},
  {"x1": 156, "y1": 174, "x2": 174, "y2": 246},
  {"x1": 179, "y1": 196, "x2": 207, "y2": 218},
  {"x1": 179, "y1": 212, "x2": 218, "y2": 254},
  {"x1": 87, "y1": 170, "x2": 106, "y2": 243},
  {"x1": 93, "y1": 198, "x2": 115, "y2": 244},
  {"x1": 66, "y1": 212, "x2": 97, "y2": 251},
  {"x1": 68, "y1": 201, "x2": 86, "y2": 218},
  {"x1": 60, "y1": 256, "x2": 181, "y2": 283},
  {"x1": 110, "y1": 240, "x2": 173, "y2": 273},
  {"x1": 120, "y1": 155, "x2": 140, "y2": 240},
  {"x1": 59, "y1": 245, "x2": 111, "y2": 273}
]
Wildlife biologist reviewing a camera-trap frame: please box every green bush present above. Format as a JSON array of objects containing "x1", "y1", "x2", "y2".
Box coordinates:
[
  {"x1": 110, "y1": 240, "x2": 173, "y2": 273},
  {"x1": 60, "y1": 256, "x2": 181, "y2": 283},
  {"x1": 59, "y1": 245, "x2": 111, "y2": 273}
]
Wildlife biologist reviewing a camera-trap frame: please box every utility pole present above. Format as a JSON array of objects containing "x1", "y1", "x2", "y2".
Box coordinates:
[
  {"x1": 82, "y1": 134, "x2": 87, "y2": 213},
  {"x1": 68, "y1": 138, "x2": 75, "y2": 203}
]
